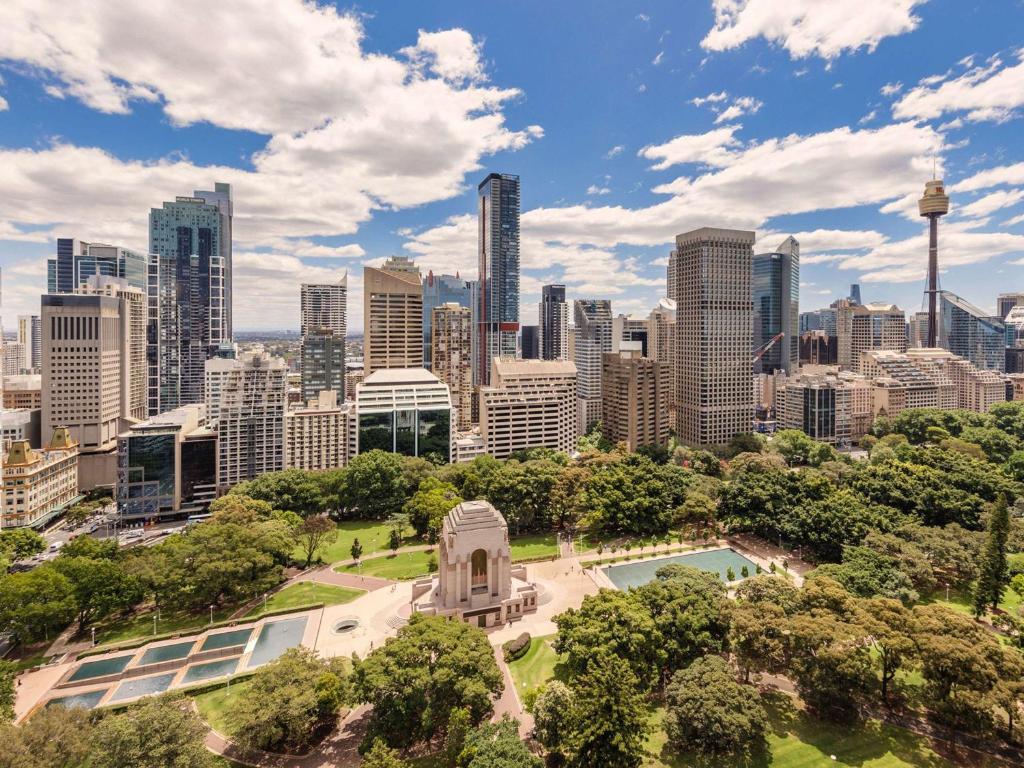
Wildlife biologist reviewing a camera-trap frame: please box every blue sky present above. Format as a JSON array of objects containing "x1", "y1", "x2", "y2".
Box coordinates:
[{"x1": 1, "y1": 0, "x2": 1023, "y2": 331}]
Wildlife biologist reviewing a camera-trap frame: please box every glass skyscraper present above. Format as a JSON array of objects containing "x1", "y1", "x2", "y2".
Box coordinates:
[
  {"x1": 48, "y1": 239, "x2": 148, "y2": 294},
  {"x1": 422, "y1": 271, "x2": 471, "y2": 370},
  {"x1": 938, "y1": 290, "x2": 1005, "y2": 372},
  {"x1": 477, "y1": 173, "x2": 520, "y2": 385},
  {"x1": 752, "y1": 236, "x2": 799, "y2": 374}
]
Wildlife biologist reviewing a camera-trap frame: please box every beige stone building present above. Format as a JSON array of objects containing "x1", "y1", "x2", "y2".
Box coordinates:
[
  {"x1": 837, "y1": 300, "x2": 906, "y2": 370},
  {"x1": 1, "y1": 428, "x2": 80, "y2": 529},
  {"x1": 431, "y1": 302, "x2": 474, "y2": 430},
  {"x1": 773, "y1": 369, "x2": 873, "y2": 446},
  {"x1": 411, "y1": 500, "x2": 538, "y2": 628},
  {"x1": 601, "y1": 344, "x2": 670, "y2": 451},
  {"x1": 480, "y1": 358, "x2": 579, "y2": 459},
  {"x1": 673, "y1": 227, "x2": 755, "y2": 446},
  {"x1": 2, "y1": 374, "x2": 42, "y2": 410},
  {"x1": 363, "y1": 256, "x2": 423, "y2": 376},
  {"x1": 903, "y1": 348, "x2": 1006, "y2": 412},
  {"x1": 285, "y1": 390, "x2": 352, "y2": 471},
  {"x1": 860, "y1": 350, "x2": 956, "y2": 417}
]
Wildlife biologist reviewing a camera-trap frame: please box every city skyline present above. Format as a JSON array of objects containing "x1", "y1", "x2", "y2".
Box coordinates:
[{"x1": 1, "y1": 1, "x2": 1024, "y2": 333}]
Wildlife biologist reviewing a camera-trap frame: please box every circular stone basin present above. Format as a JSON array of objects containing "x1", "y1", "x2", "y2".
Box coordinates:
[{"x1": 332, "y1": 618, "x2": 360, "y2": 635}]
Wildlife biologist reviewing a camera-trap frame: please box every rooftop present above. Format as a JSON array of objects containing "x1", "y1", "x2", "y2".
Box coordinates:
[{"x1": 362, "y1": 368, "x2": 443, "y2": 386}]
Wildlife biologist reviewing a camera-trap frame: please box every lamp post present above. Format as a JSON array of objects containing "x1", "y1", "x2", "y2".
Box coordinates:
[
  {"x1": 209, "y1": 605, "x2": 214, "y2": 625},
  {"x1": 153, "y1": 613, "x2": 157, "y2": 635},
  {"x1": 91, "y1": 627, "x2": 96, "y2": 647},
  {"x1": 263, "y1": 593, "x2": 268, "y2": 612}
]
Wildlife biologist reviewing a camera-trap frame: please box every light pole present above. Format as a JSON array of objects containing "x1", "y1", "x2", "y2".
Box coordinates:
[
  {"x1": 91, "y1": 627, "x2": 96, "y2": 647},
  {"x1": 263, "y1": 593, "x2": 268, "y2": 612},
  {"x1": 209, "y1": 605, "x2": 214, "y2": 625},
  {"x1": 153, "y1": 613, "x2": 158, "y2": 635}
]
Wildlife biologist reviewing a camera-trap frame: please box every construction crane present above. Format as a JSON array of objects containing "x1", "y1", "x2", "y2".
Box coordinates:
[{"x1": 753, "y1": 332, "x2": 785, "y2": 363}]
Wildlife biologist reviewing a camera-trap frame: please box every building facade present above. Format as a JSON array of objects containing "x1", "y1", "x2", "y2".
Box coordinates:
[
  {"x1": 477, "y1": 173, "x2": 520, "y2": 386},
  {"x1": 363, "y1": 257, "x2": 423, "y2": 376},
  {"x1": 1, "y1": 428, "x2": 80, "y2": 529},
  {"x1": 674, "y1": 227, "x2": 755, "y2": 447},
  {"x1": 937, "y1": 291, "x2": 1005, "y2": 372},
  {"x1": 285, "y1": 390, "x2": 351, "y2": 471},
  {"x1": 300, "y1": 329, "x2": 346, "y2": 403},
  {"x1": 355, "y1": 369, "x2": 453, "y2": 462},
  {"x1": 422, "y1": 272, "x2": 471, "y2": 370},
  {"x1": 752, "y1": 236, "x2": 799, "y2": 374},
  {"x1": 48, "y1": 239, "x2": 148, "y2": 295},
  {"x1": 601, "y1": 345, "x2": 670, "y2": 451},
  {"x1": 17, "y1": 315, "x2": 41, "y2": 371},
  {"x1": 573, "y1": 299, "x2": 613, "y2": 433},
  {"x1": 300, "y1": 278, "x2": 347, "y2": 337},
  {"x1": 2, "y1": 374, "x2": 42, "y2": 410},
  {"x1": 432, "y1": 303, "x2": 474, "y2": 431},
  {"x1": 539, "y1": 284, "x2": 569, "y2": 361},
  {"x1": 836, "y1": 301, "x2": 907, "y2": 370}
]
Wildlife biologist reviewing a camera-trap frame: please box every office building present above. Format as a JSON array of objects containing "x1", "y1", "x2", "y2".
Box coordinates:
[
  {"x1": 116, "y1": 404, "x2": 217, "y2": 523},
  {"x1": 800, "y1": 307, "x2": 838, "y2": 336},
  {"x1": 673, "y1": 227, "x2": 755, "y2": 447},
  {"x1": 17, "y1": 315, "x2": 41, "y2": 371},
  {"x1": 799, "y1": 330, "x2": 838, "y2": 365},
  {"x1": 355, "y1": 368, "x2": 453, "y2": 461},
  {"x1": 667, "y1": 249, "x2": 679, "y2": 305},
  {"x1": 774, "y1": 370, "x2": 873, "y2": 447},
  {"x1": 521, "y1": 326, "x2": 539, "y2": 359},
  {"x1": 1005, "y1": 305, "x2": 1024, "y2": 373},
  {"x1": 1, "y1": 342, "x2": 25, "y2": 376},
  {"x1": 601, "y1": 343, "x2": 670, "y2": 451},
  {"x1": 752, "y1": 236, "x2": 799, "y2": 374},
  {"x1": 285, "y1": 390, "x2": 352, "y2": 471},
  {"x1": 363, "y1": 256, "x2": 423, "y2": 376},
  {"x1": 148, "y1": 183, "x2": 233, "y2": 414},
  {"x1": 432, "y1": 303, "x2": 474, "y2": 430},
  {"x1": 539, "y1": 284, "x2": 569, "y2": 361},
  {"x1": 208, "y1": 350, "x2": 287, "y2": 488},
  {"x1": 849, "y1": 284, "x2": 862, "y2": 305},
  {"x1": 300, "y1": 329, "x2": 346, "y2": 403},
  {"x1": 573, "y1": 299, "x2": 613, "y2": 433},
  {"x1": 345, "y1": 365, "x2": 364, "y2": 401},
  {"x1": 998, "y1": 293, "x2": 1024, "y2": 321},
  {"x1": 1, "y1": 428, "x2": 80, "y2": 529},
  {"x1": 300, "y1": 278, "x2": 348, "y2": 337},
  {"x1": 2, "y1": 374, "x2": 42, "y2": 409},
  {"x1": 422, "y1": 272, "x2": 471, "y2": 370},
  {"x1": 937, "y1": 290, "x2": 1005, "y2": 372},
  {"x1": 836, "y1": 301, "x2": 906, "y2": 370},
  {"x1": 612, "y1": 314, "x2": 649, "y2": 356},
  {"x1": 477, "y1": 173, "x2": 521, "y2": 386},
  {"x1": 480, "y1": 358, "x2": 579, "y2": 459},
  {"x1": 648, "y1": 298, "x2": 677, "y2": 414},
  {"x1": 1, "y1": 408, "x2": 41, "y2": 453},
  {"x1": 48, "y1": 239, "x2": 148, "y2": 295}
]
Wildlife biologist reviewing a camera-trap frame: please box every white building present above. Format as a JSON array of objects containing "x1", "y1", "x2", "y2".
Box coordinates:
[
  {"x1": 355, "y1": 368, "x2": 454, "y2": 462},
  {"x1": 285, "y1": 390, "x2": 352, "y2": 471}
]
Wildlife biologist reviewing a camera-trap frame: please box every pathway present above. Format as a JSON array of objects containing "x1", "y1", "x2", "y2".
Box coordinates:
[
  {"x1": 490, "y1": 645, "x2": 533, "y2": 737},
  {"x1": 293, "y1": 565, "x2": 392, "y2": 592}
]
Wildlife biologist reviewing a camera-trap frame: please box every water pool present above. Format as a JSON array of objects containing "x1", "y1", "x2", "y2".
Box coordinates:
[
  {"x1": 200, "y1": 627, "x2": 253, "y2": 652},
  {"x1": 108, "y1": 673, "x2": 176, "y2": 702},
  {"x1": 48, "y1": 689, "x2": 108, "y2": 710},
  {"x1": 246, "y1": 617, "x2": 307, "y2": 669},
  {"x1": 138, "y1": 640, "x2": 195, "y2": 666},
  {"x1": 603, "y1": 548, "x2": 758, "y2": 590},
  {"x1": 67, "y1": 654, "x2": 133, "y2": 683},
  {"x1": 181, "y1": 657, "x2": 239, "y2": 684}
]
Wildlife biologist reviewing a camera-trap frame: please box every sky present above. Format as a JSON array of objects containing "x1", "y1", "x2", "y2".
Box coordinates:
[{"x1": 1, "y1": 0, "x2": 1024, "y2": 332}]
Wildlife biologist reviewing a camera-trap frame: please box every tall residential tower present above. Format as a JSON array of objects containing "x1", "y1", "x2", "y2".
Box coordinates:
[{"x1": 477, "y1": 173, "x2": 520, "y2": 385}]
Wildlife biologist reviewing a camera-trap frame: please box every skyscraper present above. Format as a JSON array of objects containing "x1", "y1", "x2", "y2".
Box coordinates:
[
  {"x1": 539, "y1": 284, "x2": 568, "y2": 361},
  {"x1": 836, "y1": 301, "x2": 907, "y2": 370},
  {"x1": 432, "y1": 302, "x2": 474, "y2": 430},
  {"x1": 573, "y1": 299, "x2": 613, "y2": 433},
  {"x1": 919, "y1": 178, "x2": 950, "y2": 348},
  {"x1": 752, "y1": 236, "x2": 800, "y2": 374},
  {"x1": 477, "y1": 173, "x2": 520, "y2": 386},
  {"x1": 521, "y1": 326, "x2": 540, "y2": 359},
  {"x1": 674, "y1": 228, "x2": 755, "y2": 447},
  {"x1": 48, "y1": 239, "x2": 148, "y2": 295},
  {"x1": 300, "y1": 278, "x2": 348, "y2": 337},
  {"x1": 602, "y1": 343, "x2": 670, "y2": 452},
  {"x1": 997, "y1": 293, "x2": 1024, "y2": 321},
  {"x1": 363, "y1": 256, "x2": 423, "y2": 376},
  {"x1": 422, "y1": 271, "x2": 471, "y2": 370},
  {"x1": 937, "y1": 290, "x2": 1005, "y2": 372},
  {"x1": 666, "y1": 249, "x2": 680, "y2": 305},
  {"x1": 148, "y1": 183, "x2": 233, "y2": 414},
  {"x1": 300, "y1": 278, "x2": 347, "y2": 402},
  {"x1": 16, "y1": 315, "x2": 41, "y2": 371}
]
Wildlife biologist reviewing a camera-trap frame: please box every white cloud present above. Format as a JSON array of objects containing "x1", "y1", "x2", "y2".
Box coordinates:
[
  {"x1": 881, "y1": 81, "x2": 903, "y2": 96},
  {"x1": 586, "y1": 185, "x2": 611, "y2": 196},
  {"x1": 714, "y1": 96, "x2": 763, "y2": 124},
  {"x1": 953, "y1": 162, "x2": 1024, "y2": 193},
  {"x1": 638, "y1": 125, "x2": 743, "y2": 170},
  {"x1": 604, "y1": 145, "x2": 625, "y2": 159},
  {"x1": 636, "y1": 13, "x2": 650, "y2": 22},
  {"x1": 401, "y1": 29, "x2": 485, "y2": 84},
  {"x1": 0, "y1": 95, "x2": 7, "y2": 111},
  {"x1": 1005, "y1": 213, "x2": 1024, "y2": 227},
  {"x1": 937, "y1": 118, "x2": 963, "y2": 131},
  {"x1": 701, "y1": 0, "x2": 926, "y2": 60},
  {"x1": 893, "y1": 50, "x2": 1024, "y2": 123},
  {"x1": 859, "y1": 110, "x2": 878, "y2": 125},
  {"x1": 690, "y1": 90, "x2": 729, "y2": 107},
  {"x1": 652, "y1": 51, "x2": 664, "y2": 66},
  {"x1": 958, "y1": 189, "x2": 1024, "y2": 219}
]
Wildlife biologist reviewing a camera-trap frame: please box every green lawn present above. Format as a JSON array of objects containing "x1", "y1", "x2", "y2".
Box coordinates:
[
  {"x1": 244, "y1": 581, "x2": 364, "y2": 618},
  {"x1": 921, "y1": 585, "x2": 1022, "y2": 618},
  {"x1": 194, "y1": 679, "x2": 252, "y2": 735},
  {"x1": 295, "y1": 519, "x2": 419, "y2": 565},
  {"x1": 93, "y1": 604, "x2": 236, "y2": 645},
  {"x1": 335, "y1": 549, "x2": 436, "y2": 581},
  {"x1": 645, "y1": 694, "x2": 978, "y2": 768},
  {"x1": 510, "y1": 533, "x2": 559, "y2": 561},
  {"x1": 506, "y1": 635, "x2": 567, "y2": 698}
]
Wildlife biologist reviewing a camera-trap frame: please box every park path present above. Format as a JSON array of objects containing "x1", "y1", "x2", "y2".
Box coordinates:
[{"x1": 490, "y1": 644, "x2": 533, "y2": 737}]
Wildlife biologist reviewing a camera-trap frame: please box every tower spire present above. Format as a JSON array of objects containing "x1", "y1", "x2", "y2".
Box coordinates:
[{"x1": 919, "y1": 177, "x2": 950, "y2": 348}]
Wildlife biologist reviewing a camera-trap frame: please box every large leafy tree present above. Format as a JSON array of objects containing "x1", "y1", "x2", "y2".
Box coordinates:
[
  {"x1": 812, "y1": 546, "x2": 918, "y2": 603},
  {"x1": 229, "y1": 469, "x2": 326, "y2": 517},
  {"x1": 729, "y1": 600, "x2": 789, "y2": 683},
  {"x1": 663, "y1": 655, "x2": 767, "y2": 760},
  {"x1": 294, "y1": 515, "x2": 339, "y2": 568},
  {"x1": 579, "y1": 454, "x2": 689, "y2": 535},
  {"x1": 362, "y1": 739, "x2": 410, "y2": 768},
  {"x1": 771, "y1": 429, "x2": 816, "y2": 466},
  {"x1": 341, "y1": 450, "x2": 409, "y2": 519},
  {"x1": 456, "y1": 716, "x2": 542, "y2": 768},
  {"x1": 530, "y1": 681, "x2": 576, "y2": 761},
  {"x1": 567, "y1": 652, "x2": 650, "y2": 768},
  {"x1": 0, "y1": 704, "x2": 95, "y2": 768},
  {"x1": 974, "y1": 495, "x2": 1011, "y2": 616},
  {"x1": 0, "y1": 661, "x2": 15, "y2": 723},
  {"x1": 780, "y1": 488, "x2": 893, "y2": 562},
  {"x1": 0, "y1": 565, "x2": 76, "y2": 643},
  {"x1": 0, "y1": 529, "x2": 45, "y2": 565},
  {"x1": 90, "y1": 695, "x2": 216, "y2": 768},
  {"x1": 52, "y1": 555, "x2": 142, "y2": 631},
  {"x1": 353, "y1": 615, "x2": 503, "y2": 749},
  {"x1": 403, "y1": 478, "x2": 463, "y2": 539},
  {"x1": 485, "y1": 460, "x2": 562, "y2": 534},
  {"x1": 860, "y1": 598, "x2": 918, "y2": 706},
  {"x1": 225, "y1": 647, "x2": 348, "y2": 752}
]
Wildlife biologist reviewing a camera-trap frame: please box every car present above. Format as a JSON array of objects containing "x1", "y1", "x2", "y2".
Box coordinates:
[{"x1": 124, "y1": 529, "x2": 144, "y2": 540}]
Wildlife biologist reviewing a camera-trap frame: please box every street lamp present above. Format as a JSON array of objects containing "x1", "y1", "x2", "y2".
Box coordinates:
[
  {"x1": 153, "y1": 613, "x2": 158, "y2": 635},
  {"x1": 209, "y1": 605, "x2": 214, "y2": 625},
  {"x1": 91, "y1": 627, "x2": 96, "y2": 647},
  {"x1": 263, "y1": 593, "x2": 268, "y2": 612}
]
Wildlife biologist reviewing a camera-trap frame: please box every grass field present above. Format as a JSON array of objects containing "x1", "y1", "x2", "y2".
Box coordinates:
[
  {"x1": 244, "y1": 581, "x2": 364, "y2": 618},
  {"x1": 335, "y1": 549, "x2": 436, "y2": 580},
  {"x1": 506, "y1": 635, "x2": 567, "y2": 698},
  {"x1": 921, "y1": 585, "x2": 1023, "y2": 618},
  {"x1": 194, "y1": 678, "x2": 253, "y2": 735},
  {"x1": 644, "y1": 694, "x2": 979, "y2": 768},
  {"x1": 93, "y1": 603, "x2": 236, "y2": 645},
  {"x1": 296, "y1": 519, "x2": 418, "y2": 565},
  {"x1": 509, "y1": 533, "x2": 559, "y2": 561}
]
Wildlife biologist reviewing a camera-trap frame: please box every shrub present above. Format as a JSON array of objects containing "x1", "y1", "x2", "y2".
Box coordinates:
[{"x1": 503, "y1": 632, "x2": 532, "y2": 662}]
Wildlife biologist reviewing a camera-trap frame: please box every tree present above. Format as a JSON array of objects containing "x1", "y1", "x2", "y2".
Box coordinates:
[
  {"x1": 675, "y1": 492, "x2": 716, "y2": 536},
  {"x1": 0, "y1": 661, "x2": 15, "y2": 723},
  {"x1": 229, "y1": 469, "x2": 326, "y2": 517},
  {"x1": 663, "y1": 656, "x2": 767, "y2": 759},
  {"x1": 362, "y1": 739, "x2": 410, "y2": 768},
  {"x1": 579, "y1": 455, "x2": 689, "y2": 536},
  {"x1": 550, "y1": 466, "x2": 591, "y2": 532},
  {"x1": 295, "y1": 515, "x2": 338, "y2": 568},
  {"x1": 353, "y1": 615, "x2": 503, "y2": 749},
  {"x1": 0, "y1": 529, "x2": 45, "y2": 563},
  {"x1": 772, "y1": 429, "x2": 816, "y2": 466},
  {"x1": 861, "y1": 598, "x2": 918, "y2": 706},
  {"x1": 734, "y1": 574, "x2": 798, "y2": 612},
  {"x1": 341, "y1": 450, "x2": 409, "y2": 519},
  {"x1": 812, "y1": 546, "x2": 917, "y2": 603},
  {"x1": 780, "y1": 488, "x2": 894, "y2": 562},
  {"x1": 729, "y1": 600, "x2": 788, "y2": 683},
  {"x1": 444, "y1": 707, "x2": 472, "y2": 767},
  {"x1": 388, "y1": 526, "x2": 403, "y2": 555},
  {"x1": 960, "y1": 426, "x2": 1018, "y2": 464},
  {"x1": 351, "y1": 538, "x2": 363, "y2": 562},
  {"x1": 0, "y1": 704, "x2": 95, "y2": 768},
  {"x1": 530, "y1": 681, "x2": 576, "y2": 762},
  {"x1": 974, "y1": 495, "x2": 1011, "y2": 616},
  {"x1": 457, "y1": 717, "x2": 542, "y2": 767},
  {"x1": 225, "y1": 647, "x2": 348, "y2": 752},
  {"x1": 90, "y1": 695, "x2": 216, "y2": 768},
  {"x1": 52, "y1": 556, "x2": 142, "y2": 631},
  {"x1": 726, "y1": 433, "x2": 764, "y2": 457},
  {"x1": 404, "y1": 478, "x2": 463, "y2": 538},
  {"x1": 485, "y1": 460, "x2": 562, "y2": 534},
  {"x1": 567, "y1": 652, "x2": 650, "y2": 768},
  {"x1": 553, "y1": 589, "x2": 665, "y2": 690},
  {"x1": 0, "y1": 565, "x2": 76, "y2": 644}
]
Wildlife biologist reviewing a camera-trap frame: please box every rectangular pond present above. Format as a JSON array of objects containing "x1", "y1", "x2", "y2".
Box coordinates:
[
  {"x1": 200, "y1": 627, "x2": 253, "y2": 652},
  {"x1": 67, "y1": 654, "x2": 133, "y2": 683},
  {"x1": 246, "y1": 617, "x2": 307, "y2": 669},
  {"x1": 181, "y1": 657, "x2": 239, "y2": 685},
  {"x1": 108, "y1": 673, "x2": 176, "y2": 703},
  {"x1": 603, "y1": 547, "x2": 759, "y2": 591},
  {"x1": 48, "y1": 689, "x2": 108, "y2": 710},
  {"x1": 138, "y1": 640, "x2": 195, "y2": 666}
]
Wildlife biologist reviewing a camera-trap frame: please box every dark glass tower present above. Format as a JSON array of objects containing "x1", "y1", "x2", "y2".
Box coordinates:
[
  {"x1": 540, "y1": 283, "x2": 567, "y2": 360},
  {"x1": 752, "y1": 236, "x2": 799, "y2": 375},
  {"x1": 477, "y1": 173, "x2": 520, "y2": 385}
]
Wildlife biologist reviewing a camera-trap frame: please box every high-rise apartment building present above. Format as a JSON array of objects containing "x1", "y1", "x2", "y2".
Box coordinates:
[
  {"x1": 17, "y1": 315, "x2": 41, "y2": 371},
  {"x1": 148, "y1": 183, "x2": 233, "y2": 414},
  {"x1": 422, "y1": 272, "x2": 471, "y2": 370},
  {"x1": 673, "y1": 227, "x2": 755, "y2": 447},
  {"x1": 752, "y1": 236, "x2": 799, "y2": 374},
  {"x1": 363, "y1": 256, "x2": 423, "y2": 376},
  {"x1": 477, "y1": 173, "x2": 520, "y2": 386},
  {"x1": 573, "y1": 299, "x2": 613, "y2": 433},
  {"x1": 300, "y1": 329, "x2": 346, "y2": 403},
  {"x1": 48, "y1": 239, "x2": 148, "y2": 295},
  {"x1": 521, "y1": 326, "x2": 540, "y2": 359},
  {"x1": 667, "y1": 250, "x2": 680, "y2": 305},
  {"x1": 612, "y1": 314, "x2": 649, "y2": 356},
  {"x1": 539, "y1": 284, "x2": 569, "y2": 361},
  {"x1": 836, "y1": 301, "x2": 907, "y2": 370},
  {"x1": 648, "y1": 298, "x2": 677, "y2": 412},
  {"x1": 480, "y1": 358, "x2": 578, "y2": 459},
  {"x1": 432, "y1": 303, "x2": 474, "y2": 430},
  {"x1": 300, "y1": 278, "x2": 348, "y2": 337},
  {"x1": 285, "y1": 390, "x2": 352, "y2": 471},
  {"x1": 208, "y1": 350, "x2": 287, "y2": 489},
  {"x1": 601, "y1": 344, "x2": 670, "y2": 451},
  {"x1": 1, "y1": 342, "x2": 25, "y2": 376}
]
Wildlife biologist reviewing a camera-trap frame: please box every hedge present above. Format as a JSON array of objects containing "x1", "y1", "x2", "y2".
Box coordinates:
[{"x1": 503, "y1": 632, "x2": 531, "y2": 663}]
